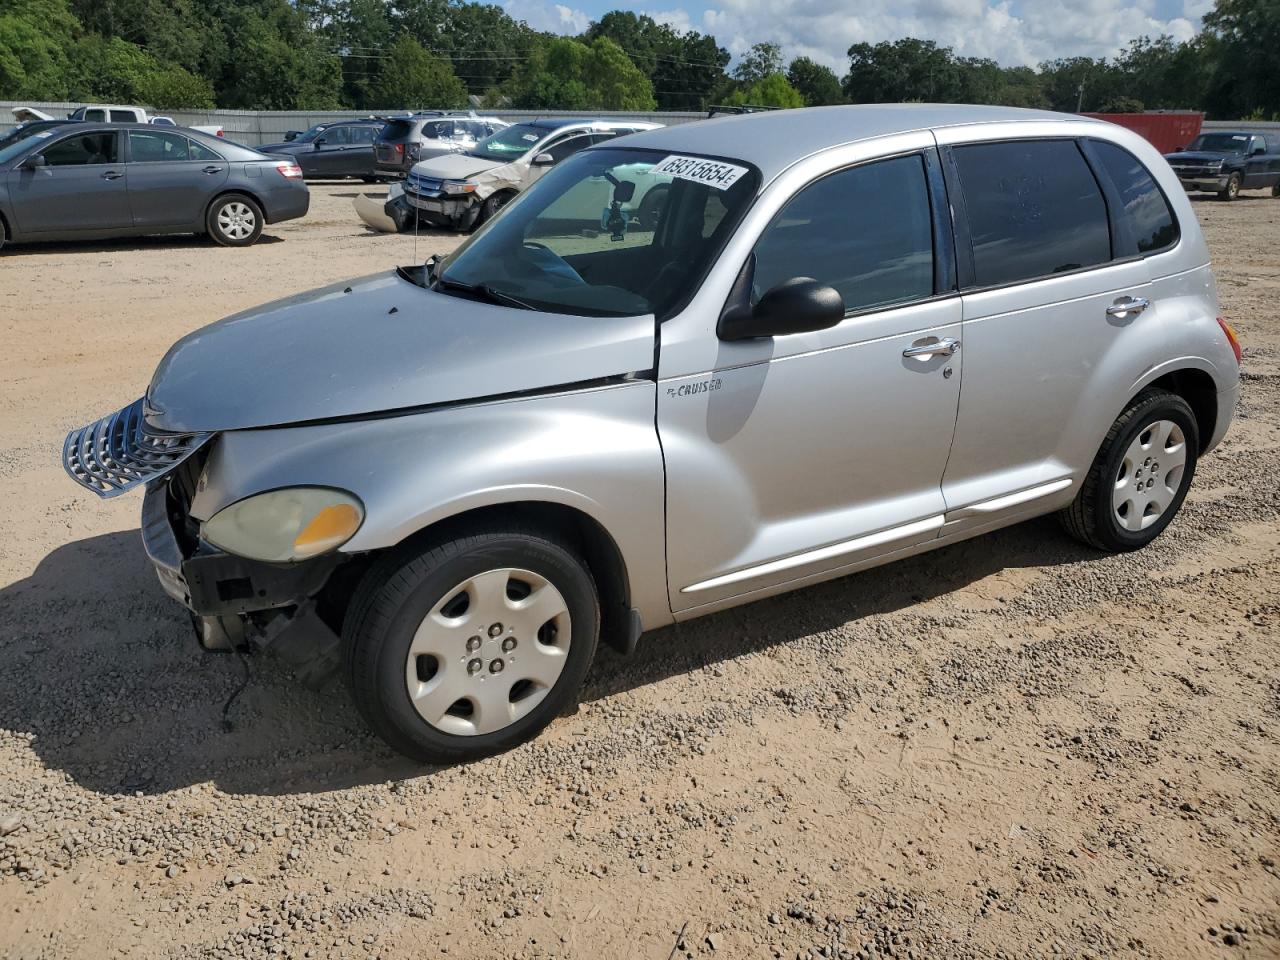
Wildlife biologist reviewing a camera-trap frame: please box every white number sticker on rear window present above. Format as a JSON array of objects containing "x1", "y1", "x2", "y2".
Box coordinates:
[{"x1": 650, "y1": 155, "x2": 749, "y2": 190}]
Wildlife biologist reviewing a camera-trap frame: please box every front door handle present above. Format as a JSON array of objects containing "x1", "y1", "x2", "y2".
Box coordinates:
[
  {"x1": 101, "y1": 171, "x2": 123, "y2": 180},
  {"x1": 903, "y1": 336, "x2": 960, "y2": 359},
  {"x1": 1106, "y1": 296, "x2": 1150, "y2": 319}
]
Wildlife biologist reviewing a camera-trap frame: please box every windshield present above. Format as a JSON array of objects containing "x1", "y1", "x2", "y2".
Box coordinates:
[
  {"x1": 0, "y1": 127, "x2": 59, "y2": 165},
  {"x1": 438, "y1": 147, "x2": 759, "y2": 319},
  {"x1": 1188, "y1": 133, "x2": 1251, "y2": 154},
  {"x1": 468, "y1": 123, "x2": 547, "y2": 162},
  {"x1": 0, "y1": 121, "x2": 64, "y2": 151},
  {"x1": 292, "y1": 124, "x2": 328, "y2": 144}
]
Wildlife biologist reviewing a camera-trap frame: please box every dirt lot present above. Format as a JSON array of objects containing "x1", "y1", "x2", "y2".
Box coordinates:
[{"x1": 0, "y1": 183, "x2": 1278, "y2": 960}]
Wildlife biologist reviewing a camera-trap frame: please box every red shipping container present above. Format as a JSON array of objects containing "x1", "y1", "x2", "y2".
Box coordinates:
[{"x1": 1079, "y1": 111, "x2": 1204, "y2": 154}]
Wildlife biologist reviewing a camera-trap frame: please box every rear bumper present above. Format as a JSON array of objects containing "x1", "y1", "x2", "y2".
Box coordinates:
[
  {"x1": 141, "y1": 483, "x2": 337, "y2": 617},
  {"x1": 263, "y1": 185, "x2": 310, "y2": 224},
  {"x1": 1206, "y1": 380, "x2": 1241, "y2": 453}
]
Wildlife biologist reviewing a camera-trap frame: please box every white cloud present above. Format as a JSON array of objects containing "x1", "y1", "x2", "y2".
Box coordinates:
[
  {"x1": 503, "y1": 0, "x2": 591, "y2": 34},
  {"x1": 684, "y1": 0, "x2": 1201, "y2": 69}
]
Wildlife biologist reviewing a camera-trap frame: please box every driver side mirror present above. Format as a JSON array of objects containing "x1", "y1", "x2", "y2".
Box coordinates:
[
  {"x1": 718, "y1": 277, "x2": 845, "y2": 341},
  {"x1": 532, "y1": 152, "x2": 554, "y2": 166},
  {"x1": 21, "y1": 153, "x2": 47, "y2": 171}
]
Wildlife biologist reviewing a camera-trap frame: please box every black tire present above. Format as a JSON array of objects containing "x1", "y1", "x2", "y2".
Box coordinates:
[
  {"x1": 206, "y1": 193, "x2": 264, "y2": 246},
  {"x1": 1059, "y1": 389, "x2": 1199, "y2": 552},
  {"x1": 1218, "y1": 172, "x2": 1241, "y2": 201},
  {"x1": 477, "y1": 191, "x2": 515, "y2": 229},
  {"x1": 343, "y1": 527, "x2": 600, "y2": 763},
  {"x1": 637, "y1": 184, "x2": 669, "y2": 230},
  {"x1": 0, "y1": 216, "x2": 6, "y2": 253},
  {"x1": 1272, "y1": 183, "x2": 1279, "y2": 199}
]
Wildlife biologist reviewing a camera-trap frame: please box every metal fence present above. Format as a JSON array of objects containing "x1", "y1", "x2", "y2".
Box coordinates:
[
  {"x1": 3, "y1": 101, "x2": 1274, "y2": 146},
  {"x1": 0, "y1": 102, "x2": 705, "y2": 144}
]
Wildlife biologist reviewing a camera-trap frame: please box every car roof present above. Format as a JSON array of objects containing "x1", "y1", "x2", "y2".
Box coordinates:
[
  {"x1": 616, "y1": 103, "x2": 1089, "y2": 182},
  {"x1": 522, "y1": 117, "x2": 663, "y2": 131}
]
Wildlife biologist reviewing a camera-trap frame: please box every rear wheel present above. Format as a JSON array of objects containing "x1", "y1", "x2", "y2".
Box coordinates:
[
  {"x1": 343, "y1": 527, "x2": 600, "y2": 763},
  {"x1": 1060, "y1": 389, "x2": 1198, "y2": 552},
  {"x1": 1218, "y1": 172, "x2": 1241, "y2": 201},
  {"x1": 206, "y1": 193, "x2": 264, "y2": 246}
]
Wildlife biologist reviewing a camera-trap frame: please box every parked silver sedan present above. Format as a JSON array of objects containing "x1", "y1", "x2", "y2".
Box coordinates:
[
  {"x1": 63, "y1": 105, "x2": 1240, "y2": 763},
  {"x1": 0, "y1": 123, "x2": 308, "y2": 249}
]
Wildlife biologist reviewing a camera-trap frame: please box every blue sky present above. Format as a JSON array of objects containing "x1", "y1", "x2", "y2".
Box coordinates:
[{"x1": 502, "y1": 0, "x2": 1210, "y2": 69}]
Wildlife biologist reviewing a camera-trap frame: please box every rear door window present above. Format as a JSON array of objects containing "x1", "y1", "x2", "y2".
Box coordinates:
[
  {"x1": 952, "y1": 139, "x2": 1111, "y2": 287},
  {"x1": 128, "y1": 130, "x2": 190, "y2": 162},
  {"x1": 544, "y1": 133, "x2": 593, "y2": 163},
  {"x1": 42, "y1": 132, "x2": 119, "y2": 165},
  {"x1": 188, "y1": 139, "x2": 222, "y2": 162},
  {"x1": 109, "y1": 109, "x2": 136, "y2": 123},
  {"x1": 751, "y1": 154, "x2": 935, "y2": 313},
  {"x1": 1088, "y1": 140, "x2": 1178, "y2": 254}
]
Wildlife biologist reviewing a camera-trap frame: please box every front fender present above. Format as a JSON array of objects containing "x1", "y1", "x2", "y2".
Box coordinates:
[{"x1": 189, "y1": 380, "x2": 672, "y2": 629}]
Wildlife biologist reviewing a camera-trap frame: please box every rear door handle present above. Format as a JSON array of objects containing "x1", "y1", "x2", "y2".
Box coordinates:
[
  {"x1": 1106, "y1": 296, "x2": 1150, "y2": 319},
  {"x1": 101, "y1": 171, "x2": 123, "y2": 180},
  {"x1": 202, "y1": 165, "x2": 223, "y2": 175},
  {"x1": 903, "y1": 336, "x2": 960, "y2": 359}
]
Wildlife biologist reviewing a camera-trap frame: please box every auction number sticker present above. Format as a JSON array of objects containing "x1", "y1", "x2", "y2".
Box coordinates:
[{"x1": 650, "y1": 155, "x2": 749, "y2": 190}]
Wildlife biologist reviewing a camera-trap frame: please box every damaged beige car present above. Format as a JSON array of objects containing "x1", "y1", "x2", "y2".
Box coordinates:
[{"x1": 355, "y1": 118, "x2": 661, "y2": 234}]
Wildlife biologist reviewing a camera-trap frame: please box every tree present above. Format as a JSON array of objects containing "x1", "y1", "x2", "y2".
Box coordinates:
[
  {"x1": 587, "y1": 11, "x2": 730, "y2": 111},
  {"x1": 787, "y1": 57, "x2": 843, "y2": 106},
  {"x1": 843, "y1": 38, "x2": 963, "y2": 103},
  {"x1": 734, "y1": 41, "x2": 783, "y2": 86},
  {"x1": 135, "y1": 64, "x2": 215, "y2": 108},
  {"x1": 725, "y1": 73, "x2": 804, "y2": 109},
  {"x1": 1113, "y1": 35, "x2": 1208, "y2": 111},
  {"x1": 505, "y1": 35, "x2": 655, "y2": 110},
  {"x1": 0, "y1": 0, "x2": 79, "y2": 99},
  {"x1": 395, "y1": 0, "x2": 537, "y2": 96},
  {"x1": 1202, "y1": 0, "x2": 1280, "y2": 118},
  {"x1": 368, "y1": 32, "x2": 466, "y2": 109}
]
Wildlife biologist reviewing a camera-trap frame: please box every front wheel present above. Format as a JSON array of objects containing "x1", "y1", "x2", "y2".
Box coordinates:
[
  {"x1": 1218, "y1": 172, "x2": 1241, "y2": 201},
  {"x1": 476, "y1": 191, "x2": 514, "y2": 229},
  {"x1": 343, "y1": 528, "x2": 600, "y2": 763},
  {"x1": 206, "y1": 193, "x2": 264, "y2": 246},
  {"x1": 1060, "y1": 389, "x2": 1198, "y2": 552}
]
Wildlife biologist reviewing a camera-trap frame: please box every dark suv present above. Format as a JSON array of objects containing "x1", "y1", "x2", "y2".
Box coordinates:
[
  {"x1": 374, "y1": 114, "x2": 507, "y2": 177},
  {"x1": 258, "y1": 118, "x2": 387, "y2": 181},
  {"x1": 1164, "y1": 131, "x2": 1280, "y2": 200}
]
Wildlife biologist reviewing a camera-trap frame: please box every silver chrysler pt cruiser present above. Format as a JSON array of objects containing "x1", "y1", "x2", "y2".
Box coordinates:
[{"x1": 64, "y1": 105, "x2": 1241, "y2": 763}]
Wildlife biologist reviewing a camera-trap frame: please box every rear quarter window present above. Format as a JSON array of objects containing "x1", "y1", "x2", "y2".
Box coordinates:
[
  {"x1": 952, "y1": 139, "x2": 1111, "y2": 288},
  {"x1": 1088, "y1": 140, "x2": 1178, "y2": 254}
]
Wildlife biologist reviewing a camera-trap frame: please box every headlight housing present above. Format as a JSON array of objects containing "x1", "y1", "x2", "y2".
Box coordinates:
[
  {"x1": 202, "y1": 487, "x2": 364, "y2": 563},
  {"x1": 443, "y1": 179, "x2": 478, "y2": 194}
]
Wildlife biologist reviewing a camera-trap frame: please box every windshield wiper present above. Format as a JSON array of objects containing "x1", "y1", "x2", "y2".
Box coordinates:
[{"x1": 434, "y1": 276, "x2": 536, "y2": 311}]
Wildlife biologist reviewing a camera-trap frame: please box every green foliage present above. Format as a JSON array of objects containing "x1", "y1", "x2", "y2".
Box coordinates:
[
  {"x1": 733, "y1": 42, "x2": 783, "y2": 86},
  {"x1": 368, "y1": 32, "x2": 466, "y2": 109},
  {"x1": 586, "y1": 11, "x2": 729, "y2": 110},
  {"x1": 786, "y1": 57, "x2": 844, "y2": 106},
  {"x1": 1, "y1": 0, "x2": 1277, "y2": 120},
  {"x1": 505, "y1": 35, "x2": 655, "y2": 111},
  {"x1": 725, "y1": 73, "x2": 805, "y2": 109}
]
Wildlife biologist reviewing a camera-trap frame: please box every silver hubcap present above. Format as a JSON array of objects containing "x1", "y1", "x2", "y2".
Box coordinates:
[
  {"x1": 217, "y1": 202, "x2": 255, "y2": 240},
  {"x1": 1113, "y1": 419, "x2": 1187, "y2": 532},
  {"x1": 404, "y1": 568, "x2": 571, "y2": 736}
]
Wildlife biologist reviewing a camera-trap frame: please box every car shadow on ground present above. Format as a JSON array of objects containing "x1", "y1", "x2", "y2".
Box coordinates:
[
  {"x1": 0, "y1": 520, "x2": 1101, "y2": 797},
  {"x1": 3, "y1": 234, "x2": 285, "y2": 255}
]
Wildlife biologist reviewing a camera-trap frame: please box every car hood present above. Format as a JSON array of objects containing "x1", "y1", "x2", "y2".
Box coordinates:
[
  {"x1": 257, "y1": 142, "x2": 304, "y2": 154},
  {"x1": 412, "y1": 153, "x2": 507, "y2": 180},
  {"x1": 1165, "y1": 150, "x2": 1234, "y2": 164},
  {"x1": 145, "y1": 270, "x2": 656, "y2": 433}
]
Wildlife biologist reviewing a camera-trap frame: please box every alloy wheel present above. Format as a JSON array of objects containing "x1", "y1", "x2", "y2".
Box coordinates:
[
  {"x1": 217, "y1": 202, "x2": 256, "y2": 241},
  {"x1": 403, "y1": 568, "x2": 571, "y2": 736},
  {"x1": 1112, "y1": 419, "x2": 1187, "y2": 532}
]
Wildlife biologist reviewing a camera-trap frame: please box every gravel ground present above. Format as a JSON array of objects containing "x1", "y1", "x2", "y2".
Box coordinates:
[{"x1": 0, "y1": 183, "x2": 1278, "y2": 960}]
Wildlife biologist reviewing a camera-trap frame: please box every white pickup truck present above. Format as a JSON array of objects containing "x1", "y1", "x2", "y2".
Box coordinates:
[{"x1": 15, "y1": 105, "x2": 225, "y2": 138}]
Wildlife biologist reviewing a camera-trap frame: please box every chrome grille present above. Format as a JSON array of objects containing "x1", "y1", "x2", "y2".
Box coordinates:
[{"x1": 62, "y1": 397, "x2": 212, "y2": 499}]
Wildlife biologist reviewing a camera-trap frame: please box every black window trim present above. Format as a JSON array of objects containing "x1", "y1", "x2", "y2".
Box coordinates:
[
  {"x1": 36, "y1": 129, "x2": 121, "y2": 167},
  {"x1": 941, "y1": 136, "x2": 1145, "y2": 295},
  {"x1": 734, "y1": 146, "x2": 959, "y2": 325},
  {"x1": 1079, "y1": 136, "x2": 1181, "y2": 260}
]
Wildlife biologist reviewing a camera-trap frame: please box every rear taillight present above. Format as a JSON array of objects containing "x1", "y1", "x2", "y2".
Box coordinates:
[
  {"x1": 394, "y1": 143, "x2": 404, "y2": 155},
  {"x1": 275, "y1": 161, "x2": 303, "y2": 179},
  {"x1": 1217, "y1": 316, "x2": 1242, "y2": 364}
]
